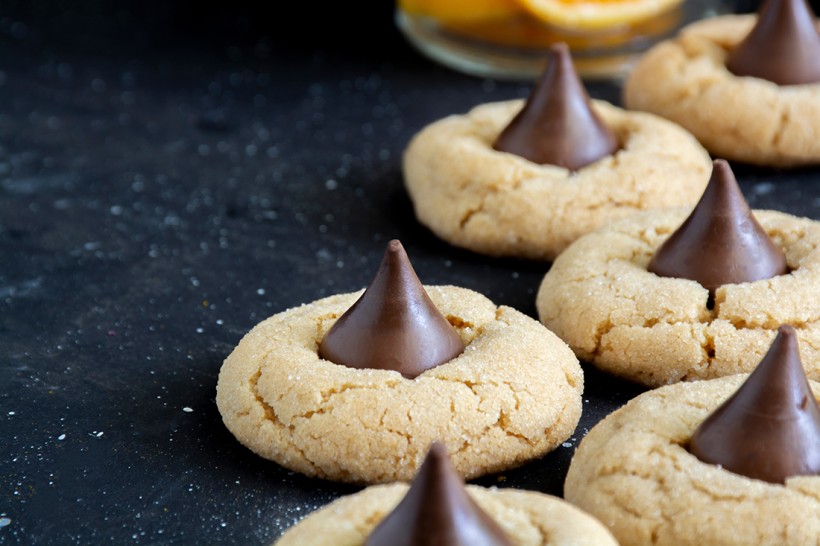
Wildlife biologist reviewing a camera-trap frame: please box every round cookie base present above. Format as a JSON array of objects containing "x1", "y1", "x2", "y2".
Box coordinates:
[
  {"x1": 564, "y1": 375, "x2": 820, "y2": 546},
  {"x1": 403, "y1": 98, "x2": 711, "y2": 261},
  {"x1": 536, "y1": 208, "x2": 820, "y2": 387},
  {"x1": 274, "y1": 482, "x2": 618, "y2": 546},
  {"x1": 624, "y1": 15, "x2": 820, "y2": 167},
  {"x1": 217, "y1": 285, "x2": 584, "y2": 484}
]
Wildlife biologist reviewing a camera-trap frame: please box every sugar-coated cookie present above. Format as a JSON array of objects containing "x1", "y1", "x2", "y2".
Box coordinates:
[
  {"x1": 624, "y1": 11, "x2": 820, "y2": 167},
  {"x1": 217, "y1": 283, "x2": 583, "y2": 483},
  {"x1": 564, "y1": 374, "x2": 820, "y2": 546},
  {"x1": 274, "y1": 483, "x2": 617, "y2": 546},
  {"x1": 536, "y1": 207, "x2": 820, "y2": 386},
  {"x1": 274, "y1": 442, "x2": 618, "y2": 545},
  {"x1": 403, "y1": 45, "x2": 711, "y2": 261}
]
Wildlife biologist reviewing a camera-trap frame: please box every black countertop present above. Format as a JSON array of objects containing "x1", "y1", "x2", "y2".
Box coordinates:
[{"x1": 2, "y1": 2, "x2": 819, "y2": 544}]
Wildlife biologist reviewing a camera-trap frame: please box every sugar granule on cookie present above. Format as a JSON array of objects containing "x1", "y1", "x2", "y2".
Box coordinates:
[
  {"x1": 689, "y1": 325, "x2": 820, "y2": 484},
  {"x1": 403, "y1": 41, "x2": 711, "y2": 260},
  {"x1": 493, "y1": 43, "x2": 619, "y2": 171},
  {"x1": 624, "y1": 0, "x2": 820, "y2": 166},
  {"x1": 536, "y1": 160, "x2": 820, "y2": 386},
  {"x1": 564, "y1": 326, "x2": 820, "y2": 546},
  {"x1": 274, "y1": 443, "x2": 618, "y2": 546},
  {"x1": 217, "y1": 240, "x2": 584, "y2": 483}
]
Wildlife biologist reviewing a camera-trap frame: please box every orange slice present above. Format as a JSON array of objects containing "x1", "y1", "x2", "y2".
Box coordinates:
[
  {"x1": 400, "y1": 0, "x2": 521, "y2": 22},
  {"x1": 516, "y1": 0, "x2": 684, "y2": 31}
]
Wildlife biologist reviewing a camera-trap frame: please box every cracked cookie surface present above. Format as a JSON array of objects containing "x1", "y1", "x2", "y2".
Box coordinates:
[
  {"x1": 402, "y1": 99, "x2": 711, "y2": 261},
  {"x1": 216, "y1": 285, "x2": 583, "y2": 484},
  {"x1": 624, "y1": 15, "x2": 820, "y2": 167},
  {"x1": 536, "y1": 208, "x2": 820, "y2": 387},
  {"x1": 564, "y1": 375, "x2": 820, "y2": 546},
  {"x1": 273, "y1": 482, "x2": 618, "y2": 546}
]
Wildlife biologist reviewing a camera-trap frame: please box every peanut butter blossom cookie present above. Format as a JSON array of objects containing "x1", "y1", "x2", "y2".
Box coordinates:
[
  {"x1": 217, "y1": 240, "x2": 583, "y2": 483},
  {"x1": 564, "y1": 326, "x2": 820, "y2": 546},
  {"x1": 624, "y1": 0, "x2": 820, "y2": 167},
  {"x1": 536, "y1": 160, "x2": 820, "y2": 386},
  {"x1": 403, "y1": 43, "x2": 711, "y2": 261},
  {"x1": 274, "y1": 443, "x2": 618, "y2": 546}
]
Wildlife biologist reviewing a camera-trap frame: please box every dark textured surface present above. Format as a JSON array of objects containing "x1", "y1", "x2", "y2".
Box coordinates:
[{"x1": 1, "y1": 2, "x2": 819, "y2": 544}]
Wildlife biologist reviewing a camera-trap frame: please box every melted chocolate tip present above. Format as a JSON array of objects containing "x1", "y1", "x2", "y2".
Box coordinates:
[{"x1": 387, "y1": 238, "x2": 402, "y2": 252}]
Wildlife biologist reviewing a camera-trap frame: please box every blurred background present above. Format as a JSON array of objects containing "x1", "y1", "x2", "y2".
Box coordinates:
[{"x1": 4, "y1": 0, "x2": 815, "y2": 79}]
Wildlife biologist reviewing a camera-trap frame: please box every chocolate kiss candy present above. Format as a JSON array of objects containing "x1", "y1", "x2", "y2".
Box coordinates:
[
  {"x1": 647, "y1": 159, "x2": 787, "y2": 297},
  {"x1": 492, "y1": 42, "x2": 619, "y2": 171},
  {"x1": 726, "y1": 0, "x2": 820, "y2": 85},
  {"x1": 365, "y1": 442, "x2": 513, "y2": 546},
  {"x1": 318, "y1": 240, "x2": 463, "y2": 379},
  {"x1": 689, "y1": 325, "x2": 820, "y2": 484}
]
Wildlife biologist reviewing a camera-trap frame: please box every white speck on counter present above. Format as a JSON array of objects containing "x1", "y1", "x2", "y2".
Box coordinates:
[
  {"x1": 58, "y1": 434, "x2": 66, "y2": 441},
  {"x1": 256, "y1": 288, "x2": 265, "y2": 295},
  {"x1": 8, "y1": 411, "x2": 14, "y2": 416},
  {"x1": 753, "y1": 182, "x2": 775, "y2": 195},
  {"x1": 562, "y1": 442, "x2": 573, "y2": 448},
  {"x1": 195, "y1": 328, "x2": 203, "y2": 334},
  {"x1": 325, "y1": 178, "x2": 338, "y2": 190},
  {"x1": 0, "y1": 517, "x2": 11, "y2": 528},
  {"x1": 91, "y1": 77, "x2": 106, "y2": 92},
  {"x1": 182, "y1": 407, "x2": 193, "y2": 413}
]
